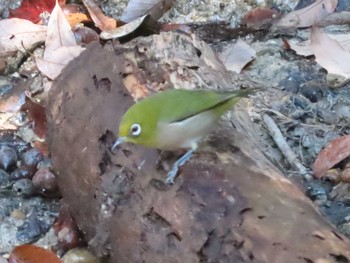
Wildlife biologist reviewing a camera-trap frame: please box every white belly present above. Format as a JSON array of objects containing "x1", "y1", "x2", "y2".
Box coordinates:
[{"x1": 156, "y1": 110, "x2": 218, "y2": 150}]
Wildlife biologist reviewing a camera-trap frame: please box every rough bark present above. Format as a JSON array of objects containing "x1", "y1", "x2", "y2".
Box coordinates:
[{"x1": 47, "y1": 32, "x2": 350, "y2": 263}]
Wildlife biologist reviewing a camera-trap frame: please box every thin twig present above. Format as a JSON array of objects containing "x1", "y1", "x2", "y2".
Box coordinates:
[{"x1": 262, "y1": 114, "x2": 312, "y2": 181}]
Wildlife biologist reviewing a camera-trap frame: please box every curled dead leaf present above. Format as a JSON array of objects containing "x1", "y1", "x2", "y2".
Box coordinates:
[
  {"x1": 35, "y1": 1, "x2": 85, "y2": 80},
  {"x1": 0, "y1": 19, "x2": 47, "y2": 55},
  {"x1": 100, "y1": 14, "x2": 148, "y2": 40},
  {"x1": 276, "y1": 0, "x2": 338, "y2": 28},
  {"x1": 310, "y1": 27, "x2": 350, "y2": 78},
  {"x1": 287, "y1": 32, "x2": 350, "y2": 57},
  {"x1": 121, "y1": 0, "x2": 175, "y2": 23},
  {"x1": 313, "y1": 135, "x2": 350, "y2": 178},
  {"x1": 82, "y1": 0, "x2": 116, "y2": 31},
  {"x1": 21, "y1": 96, "x2": 47, "y2": 139},
  {"x1": 65, "y1": 13, "x2": 90, "y2": 27},
  {"x1": 218, "y1": 39, "x2": 256, "y2": 73}
]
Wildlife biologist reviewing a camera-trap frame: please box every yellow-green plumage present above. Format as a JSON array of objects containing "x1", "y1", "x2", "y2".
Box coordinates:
[
  {"x1": 114, "y1": 88, "x2": 257, "y2": 184},
  {"x1": 117, "y1": 88, "x2": 256, "y2": 150}
]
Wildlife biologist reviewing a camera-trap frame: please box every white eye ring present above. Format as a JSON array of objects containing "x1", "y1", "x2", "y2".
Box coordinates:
[{"x1": 130, "y1": 123, "x2": 141, "y2": 136}]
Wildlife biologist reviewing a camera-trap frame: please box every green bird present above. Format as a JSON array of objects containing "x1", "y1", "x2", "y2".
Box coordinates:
[{"x1": 112, "y1": 88, "x2": 257, "y2": 184}]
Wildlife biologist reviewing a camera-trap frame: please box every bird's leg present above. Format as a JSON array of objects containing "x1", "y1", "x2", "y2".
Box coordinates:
[{"x1": 165, "y1": 148, "x2": 194, "y2": 184}]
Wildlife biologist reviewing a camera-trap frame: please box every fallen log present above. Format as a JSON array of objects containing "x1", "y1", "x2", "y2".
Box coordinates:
[{"x1": 47, "y1": 32, "x2": 350, "y2": 263}]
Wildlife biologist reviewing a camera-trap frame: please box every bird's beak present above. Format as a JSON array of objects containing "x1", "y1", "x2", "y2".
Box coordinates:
[{"x1": 111, "y1": 137, "x2": 126, "y2": 152}]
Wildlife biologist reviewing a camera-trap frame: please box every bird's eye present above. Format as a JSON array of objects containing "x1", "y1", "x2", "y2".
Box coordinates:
[{"x1": 130, "y1": 123, "x2": 141, "y2": 136}]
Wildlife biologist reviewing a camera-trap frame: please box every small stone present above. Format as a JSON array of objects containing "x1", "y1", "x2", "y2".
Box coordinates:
[
  {"x1": 340, "y1": 166, "x2": 350, "y2": 183},
  {"x1": 32, "y1": 168, "x2": 58, "y2": 194},
  {"x1": 0, "y1": 76, "x2": 12, "y2": 96},
  {"x1": 62, "y1": 248, "x2": 99, "y2": 263},
  {"x1": 21, "y1": 148, "x2": 43, "y2": 167},
  {"x1": 9, "y1": 166, "x2": 37, "y2": 181},
  {"x1": 0, "y1": 146, "x2": 17, "y2": 171},
  {"x1": 37, "y1": 157, "x2": 53, "y2": 170},
  {"x1": 11, "y1": 209, "x2": 26, "y2": 220},
  {"x1": 12, "y1": 178, "x2": 34, "y2": 196}
]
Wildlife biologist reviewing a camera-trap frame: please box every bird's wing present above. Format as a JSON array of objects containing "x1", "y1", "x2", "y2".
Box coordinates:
[{"x1": 153, "y1": 89, "x2": 244, "y2": 123}]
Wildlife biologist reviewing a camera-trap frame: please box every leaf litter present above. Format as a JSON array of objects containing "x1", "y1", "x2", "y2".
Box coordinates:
[{"x1": 35, "y1": 1, "x2": 85, "y2": 80}]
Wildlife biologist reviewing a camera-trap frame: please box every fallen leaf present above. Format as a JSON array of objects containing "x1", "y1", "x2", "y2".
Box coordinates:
[
  {"x1": 9, "y1": 244, "x2": 61, "y2": 263},
  {"x1": 82, "y1": 0, "x2": 116, "y2": 31},
  {"x1": 36, "y1": 1, "x2": 85, "y2": 80},
  {"x1": 313, "y1": 135, "x2": 350, "y2": 178},
  {"x1": 62, "y1": 3, "x2": 91, "y2": 27},
  {"x1": 65, "y1": 13, "x2": 90, "y2": 27},
  {"x1": 288, "y1": 33, "x2": 350, "y2": 57},
  {"x1": 21, "y1": 96, "x2": 47, "y2": 139},
  {"x1": 0, "y1": 18, "x2": 47, "y2": 55},
  {"x1": 218, "y1": 39, "x2": 256, "y2": 73},
  {"x1": 100, "y1": 14, "x2": 148, "y2": 40},
  {"x1": 276, "y1": 0, "x2": 338, "y2": 28},
  {"x1": 310, "y1": 27, "x2": 350, "y2": 78},
  {"x1": 32, "y1": 141, "x2": 49, "y2": 156},
  {"x1": 8, "y1": 0, "x2": 64, "y2": 23},
  {"x1": 121, "y1": 0, "x2": 175, "y2": 23},
  {"x1": 317, "y1": 11, "x2": 350, "y2": 27},
  {"x1": 242, "y1": 7, "x2": 280, "y2": 28}
]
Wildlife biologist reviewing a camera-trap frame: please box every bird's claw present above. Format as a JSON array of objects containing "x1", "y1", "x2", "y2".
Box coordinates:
[
  {"x1": 165, "y1": 169, "x2": 177, "y2": 184},
  {"x1": 164, "y1": 148, "x2": 194, "y2": 185}
]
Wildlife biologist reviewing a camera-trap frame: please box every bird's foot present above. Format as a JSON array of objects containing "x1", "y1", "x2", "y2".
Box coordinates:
[
  {"x1": 165, "y1": 168, "x2": 178, "y2": 184},
  {"x1": 164, "y1": 149, "x2": 194, "y2": 185}
]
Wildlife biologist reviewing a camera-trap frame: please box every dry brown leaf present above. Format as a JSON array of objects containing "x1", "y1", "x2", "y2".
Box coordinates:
[
  {"x1": 82, "y1": 0, "x2": 116, "y2": 31},
  {"x1": 0, "y1": 18, "x2": 47, "y2": 55},
  {"x1": 317, "y1": 11, "x2": 350, "y2": 27},
  {"x1": 242, "y1": 7, "x2": 280, "y2": 28},
  {"x1": 100, "y1": 14, "x2": 148, "y2": 40},
  {"x1": 21, "y1": 96, "x2": 47, "y2": 139},
  {"x1": 121, "y1": 0, "x2": 175, "y2": 23},
  {"x1": 32, "y1": 141, "x2": 49, "y2": 156},
  {"x1": 313, "y1": 135, "x2": 350, "y2": 178},
  {"x1": 276, "y1": 0, "x2": 338, "y2": 28},
  {"x1": 9, "y1": 244, "x2": 61, "y2": 263},
  {"x1": 288, "y1": 33, "x2": 350, "y2": 57},
  {"x1": 310, "y1": 27, "x2": 350, "y2": 78},
  {"x1": 218, "y1": 39, "x2": 256, "y2": 73},
  {"x1": 66, "y1": 13, "x2": 90, "y2": 27},
  {"x1": 36, "y1": 1, "x2": 84, "y2": 80}
]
